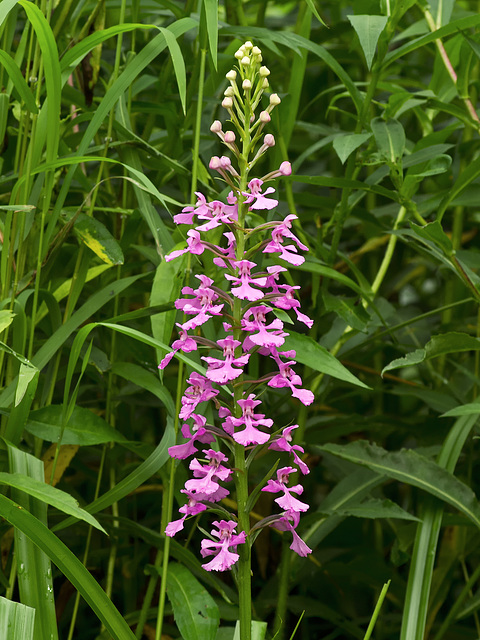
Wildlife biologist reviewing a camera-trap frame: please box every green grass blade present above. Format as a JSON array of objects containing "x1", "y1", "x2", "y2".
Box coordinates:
[
  {"x1": 0, "y1": 0, "x2": 19, "y2": 27},
  {"x1": 0, "y1": 50, "x2": 37, "y2": 112},
  {"x1": 158, "y1": 26, "x2": 186, "y2": 114},
  {"x1": 0, "y1": 597, "x2": 35, "y2": 640},
  {"x1": 7, "y1": 447, "x2": 58, "y2": 640},
  {"x1": 47, "y1": 17, "x2": 198, "y2": 249},
  {"x1": 18, "y1": 0, "x2": 61, "y2": 166},
  {"x1": 0, "y1": 274, "x2": 145, "y2": 408},
  {"x1": 202, "y1": 0, "x2": 218, "y2": 69},
  {"x1": 0, "y1": 493, "x2": 137, "y2": 640},
  {"x1": 53, "y1": 421, "x2": 174, "y2": 531},
  {"x1": 0, "y1": 471, "x2": 105, "y2": 532}
]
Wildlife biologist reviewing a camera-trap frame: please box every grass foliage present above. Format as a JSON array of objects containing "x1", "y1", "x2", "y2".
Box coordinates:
[{"x1": 1, "y1": 0, "x2": 480, "y2": 638}]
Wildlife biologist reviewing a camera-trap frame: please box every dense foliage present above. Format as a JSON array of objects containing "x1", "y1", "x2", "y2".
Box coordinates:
[{"x1": 1, "y1": 1, "x2": 480, "y2": 639}]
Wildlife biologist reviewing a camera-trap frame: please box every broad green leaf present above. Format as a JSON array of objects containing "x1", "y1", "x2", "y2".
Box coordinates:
[
  {"x1": 282, "y1": 331, "x2": 370, "y2": 389},
  {"x1": 73, "y1": 214, "x2": 124, "y2": 266},
  {"x1": 382, "y1": 332, "x2": 480, "y2": 375},
  {"x1": 25, "y1": 405, "x2": 127, "y2": 446},
  {"x1": 233, "y1": 620, "x2": 267, "y2": 640},
  {"x1": 321, "y1": 497, "x2": 420, "y2": 521},
  {"x1": 410, "y1": 221, "x2": 453, "y2": 256},
  {"x1": 0, "y1": 597, "x2": 35, "y2": 639},
  {"x1": 371, "y1": 117, "x2": 405, "y2": 164},
  {"x1": 318, "y1": 440, "x2": 480, "y2": 528},
  {"x1": 0, "y1": 310, "x2": 15, "y2": 332},
  {"x1": 332, "y1": 133, "x2": 372, "y2": 164},
  {"x1": 15, "y1": 363, "x2": 38, "y2": 407},
  {"x1": 347, "y1": 15, "x2": 388, "y2": 70},
  {"x1": 0, "y1": 472, "x2": 105, "y2": 532},
  {"x1": 0, "y1": 0, "x2": 18, "y2": 26},
  {"x1": 0, "y1": 494, "x2": 137, "y2": 640},
  {"x1": 166, "y1": 563, "x2": 219, "y2": 640},
  {"x1": 0, "y1": 51, "x2": 37, "y2": 113}
]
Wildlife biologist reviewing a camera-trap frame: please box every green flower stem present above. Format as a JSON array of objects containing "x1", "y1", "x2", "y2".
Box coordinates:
[{"x1": 156, "y1": 357, "x2": 185, "y2": 640}]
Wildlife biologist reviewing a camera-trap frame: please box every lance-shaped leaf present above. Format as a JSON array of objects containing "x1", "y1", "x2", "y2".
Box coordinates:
[
  {"x1": 371, "y1": 117, "x2": 405, "y2": 164},
  {"x1": 166, "y1": 563, "x2": 219, "y2": 640},
  {"x1": 318, "y1": 440, "x2": 480, "y2": 528},
  {"x1": 382, "y1": 332, "x2": 480, "y2": 375},
  {"x1": 347, "y1": 15, "x2": 388, "y2": 69}
]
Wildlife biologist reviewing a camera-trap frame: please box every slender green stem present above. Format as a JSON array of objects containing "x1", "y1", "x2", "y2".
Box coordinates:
[{"x1": 190, "y1": 48, "x2": 207, "y2": 202}]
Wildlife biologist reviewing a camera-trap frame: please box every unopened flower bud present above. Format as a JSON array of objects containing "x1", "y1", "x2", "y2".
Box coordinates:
[
  {"x1": 279, "y1": 161, "x2": 292, "y2": 176},
  {"x1": 252, "y1": 46, "x2": 261, "y2": 56},
  {"x1": 209, "y1": 156, "x2": 222, "y2": 170},
  {"x1": 224, "y1": 86, "x2": 235, "y2": 97},
  {"x1": 226, "y1": 70, "x2": 237, "y2": 81},
  {"x1": 244, "y1": 41, "x2": 253, "y2": 49},
  {"x1": 262, "y1": 78, "x2": 269, "y2": 88},
  {"x1": 264, "y1": 134, "x2": 275, "y2": 147},
  {"x1": 235, "y1": 48, "x2": 244, "y2": 60},
  {"x1": 224, "y1": 131, "x2": 236, "y2": 143},
  {"x1": 222, "y1": 97, "x2": 233, "y2": 109},
  {"x1": 269, "y1": 93, "x2": 281, "y2": 106},
  {"x1": 210, "y1": 120, "x2": 223, "y2": 133},
  {"x1": 242, "y1": 79, "x2": 252, "y2": 90},
  {"x1": 241, "y1": 56, "x2": 250, "y2": 66},
  {"x1": 220, "y1": 156, "x2": 231, "y2": 169},
  {"x1": 259, "y1": 111, "x2": 271, "y2": 123},
  {"x1": 259, "y1": 66, "x2": 270, "y2": 77}
]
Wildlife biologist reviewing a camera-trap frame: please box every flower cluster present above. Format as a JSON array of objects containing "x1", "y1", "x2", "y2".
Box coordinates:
[{"x1": 161, "y1": 41, "x2": 312, "y2": 572}]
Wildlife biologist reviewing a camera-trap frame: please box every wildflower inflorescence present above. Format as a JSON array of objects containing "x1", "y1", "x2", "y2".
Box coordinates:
[{"x1": 161, "y1": 41, "x2": 313, "y2": 573}]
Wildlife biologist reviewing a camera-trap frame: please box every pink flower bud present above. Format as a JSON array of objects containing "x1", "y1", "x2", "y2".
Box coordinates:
[
  {"x1": 279, "y1": 161, "x2": 292, "y2": 176},
  {"x1": 264, "y1": 134, "x2": 275, "y2": 147},
  {"x1": 220, "y1": 156, "x2": 232, "y2": 169},
  {"x1": 209, "y1": 156, "x2": 222, "y2": 170},
  {"x1": 224, "y1": 131, "x2": 236, "y2": 143},
  {"x1": 259, "y1": 111, "x2": 271, "y2": 123}
]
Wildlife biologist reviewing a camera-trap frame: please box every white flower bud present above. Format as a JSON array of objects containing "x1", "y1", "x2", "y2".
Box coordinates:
[
  {"x1": 210, "y1": 120, "x2": 223, "y2": 133},
  {"x1": 222, "y1": 97, "x2": 233, "y2": 109},
  {"x1": 259, "y1": 66, "x2": 270, "y2": 77},
  {"x1": 262, "y1": 78, "x2": 269, "y2": 88},
  {"x1": 226, "y1": 70, "x2": 237, "y2": 81},
  {"x1": 234, "y1": 48, "x2": 244, "y2": 60},
  {"x1": 241, "y1": 56, "x2": 251, "y2": 66},
  {"x1": 252, "y1": 46, "x2": 261, "y2": 56},
  {"x1": 242, "y1": 79, "x2": 252, "y2": 90},
  {"x1": 244, "y1": 41, "x2": 253, "y2": 49},
  {"x1": 259, "y1": 111, "x2": 271, "y2": 123},
  {"x1": 269, "y1": 93, "x2": 281, "y2": 106},
  {"x1": 224, "y1": 86, "x2": 235, "y2": 97}
]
